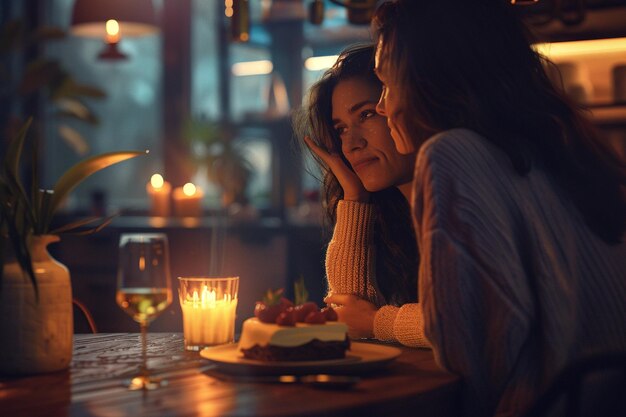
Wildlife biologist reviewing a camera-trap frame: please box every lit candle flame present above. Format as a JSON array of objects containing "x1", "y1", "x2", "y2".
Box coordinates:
[
  {"x1": 138, "y1": 255, "x2": 145, "y2": 271},
  {"x1": 188, "y1": 285, "x2": 218, "y2": 308},
  {"x1": 150, "y1": 173, "x2": 164, "y2": 190},
  {"x1": 183, "y1": 183, "x2": 196, "y2": 197},
  {"x1": 209, "y1": 289, "x2": 216, "y2": 307},
  {"x1": 200, "y1": 285, "x2": 217, "y2": 308},
  {"x1": 105, "y1": 19, "x2": 120, "y2": 44},
  {"x1": 201, "y1": 284, "x2": 208, "y2": 305}
]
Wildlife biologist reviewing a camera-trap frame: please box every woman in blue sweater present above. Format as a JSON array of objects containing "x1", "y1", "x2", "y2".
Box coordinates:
[{"x1": 330, "y1": 0, "x2": 626, "y2": 415}]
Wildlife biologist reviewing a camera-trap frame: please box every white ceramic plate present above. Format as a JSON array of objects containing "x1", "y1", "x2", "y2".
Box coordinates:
[{"x1": 199, "y1": 341, "x2": 402, "y2": 375}]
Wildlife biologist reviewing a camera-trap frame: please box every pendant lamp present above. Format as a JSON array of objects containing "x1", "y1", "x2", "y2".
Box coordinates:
[{"x1": 71, "y1": 0, "x2": 158, "y2": 39}]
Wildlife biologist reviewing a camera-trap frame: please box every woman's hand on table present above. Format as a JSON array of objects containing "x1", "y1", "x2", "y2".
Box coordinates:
[
  {"x1": 304, "y1": 136, "x2": 369, "y2": 202},
  {"x1": 325, "y1": 294, "x2": 377, "y2": 339}
]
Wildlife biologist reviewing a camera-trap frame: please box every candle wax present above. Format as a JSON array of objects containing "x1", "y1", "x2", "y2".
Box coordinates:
[
  {"x1": 181, "y1": 298, "x2": 238, "y2": 348},
  {"x1": 173, "y1": 186, "x2": 203, "y2": 217},
  {"x1": 146, "y1": 181, "x2": 172, "y2": 217}
]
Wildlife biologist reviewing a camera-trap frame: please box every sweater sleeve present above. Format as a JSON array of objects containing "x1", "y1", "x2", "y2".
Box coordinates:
[
  {"x1": 413, "y1": 130, "x2": 534, "y2": 416},
  {"x1": 373, "y1": 304, "x2": 430, "y2": 348},
  {"x1": 325, "y1": 200, "x2": 380, "y2": 304},
  {"x1": 326, "y1": 201, "x2": 430, "y2": 349}
]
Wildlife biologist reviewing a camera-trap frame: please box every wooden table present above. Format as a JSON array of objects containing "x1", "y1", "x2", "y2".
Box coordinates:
[{"x1": 0, "y1": 333, "x2": 461, "y2": 417}]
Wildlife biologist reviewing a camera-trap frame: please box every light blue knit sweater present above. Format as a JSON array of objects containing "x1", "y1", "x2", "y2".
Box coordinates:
[{"x1": 414, "y1": 128, "x2": 626, "y2": 416}]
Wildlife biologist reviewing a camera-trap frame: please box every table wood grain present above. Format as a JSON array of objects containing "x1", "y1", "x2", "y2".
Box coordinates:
[{"x1": 0, "y1": 333, "x2": 461, "y2": 417}]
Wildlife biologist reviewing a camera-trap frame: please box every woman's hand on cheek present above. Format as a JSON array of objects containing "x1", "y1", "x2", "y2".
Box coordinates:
[
  {"x1": 324, "y1": 294, "x2": 377, "y2": 339},
  {"x1": 304, "y1": 136, "x2": 369, "y2": 202}
]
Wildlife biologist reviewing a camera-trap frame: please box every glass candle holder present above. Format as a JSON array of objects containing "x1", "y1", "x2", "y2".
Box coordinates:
[{"x1": 178, "y1": 277, "x2": 239, "y2": 351}]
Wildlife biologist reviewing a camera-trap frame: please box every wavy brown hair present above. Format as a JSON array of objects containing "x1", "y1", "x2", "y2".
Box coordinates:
[
  {"x1": 373, "y1": 0, "x2": 626, "y2": 244},
  {"x1": 293, "y1": 44, "x2": 418, "y2": 305}
]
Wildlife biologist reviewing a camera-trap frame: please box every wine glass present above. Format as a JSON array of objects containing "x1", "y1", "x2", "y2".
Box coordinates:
[{"x1": 116, "y1": 233, "x2": 172, "y2": 390}]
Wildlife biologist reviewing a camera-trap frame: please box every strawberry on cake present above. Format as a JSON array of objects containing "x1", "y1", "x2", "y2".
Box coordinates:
[{"x1": 238, "y1": 287, "x2": 350, "y2": 362}]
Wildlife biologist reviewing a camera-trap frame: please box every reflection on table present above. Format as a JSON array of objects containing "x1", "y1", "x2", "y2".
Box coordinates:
[{"x1": 0, "y1": 333, "x2": 462, "y2": 417}]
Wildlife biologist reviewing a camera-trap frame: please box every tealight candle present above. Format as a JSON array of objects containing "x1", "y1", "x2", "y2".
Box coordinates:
[
  {"x1": 173, "y1": 182, "x2": 203, "y2": 217},
  {"x1": 146, "y1": 173, "x2": 171, "y2": 217},
  {"x1": 178, "y1": 277, "x2": 239, "y2": 350}
]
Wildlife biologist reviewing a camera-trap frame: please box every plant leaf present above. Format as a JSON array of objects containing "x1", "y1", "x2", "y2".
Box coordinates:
[
  {"x1": 3, "y1": 204, "x2": 37, "y2": 299},
  {"x1": 294, "y1": 276, "x2": 309, "y2": 306},
  {"x1": 49, "y1": 150, "x2": 146, "y2": 217},
  {"x1": 183, "y1": 118, "x2": 221, "y2": 146},
  {"x1": 54, "y1": 98, "x2": 100, "y2": 124},
  {"x1": 37, "y1": 190, "x2": 54, "y2": 235},
  {"x1": 55, "y1": 97, "x2": 91, "y2": 119},
  {"x1": 67, "y1": 82, "x2": 106, "y2": 99},
  {"x1": 66, "y1": 215, "x2": 116, "y2": 236},
  {"x1": 55, "y1": 110, "x2": 100, "y2": 125},
  {"x1": 58, "y1": 124, "x2": 90, "y2": 156},
  {"x1": 49, "y1": 213, "x2": 117, "y2": 235},
  {"x1": 262, "y1": 288, "x2": 284, "y2": 306},
  {"x1": 18, "y1": 59, "x2": 63, "y2": 96},
  {"x1": 51, "y1": 77, "x2": 106, "y2": 100},
  {"x1": 30, "y1": 136, "x2": 40, "y2": 223},
  {"x1": 5, "y1": 168, "x2": 36, "y2": 229},
  {"x1": 5, "y1": 117, "x2": 32, "y2": 180},
  {"x1": 33, "y1": 188, "x2": 43, "y2": 232}
]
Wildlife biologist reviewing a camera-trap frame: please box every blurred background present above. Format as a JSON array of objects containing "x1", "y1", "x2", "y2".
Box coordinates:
[{"x1": 1, "y1": 0, "x2": 625, "y2": 333}]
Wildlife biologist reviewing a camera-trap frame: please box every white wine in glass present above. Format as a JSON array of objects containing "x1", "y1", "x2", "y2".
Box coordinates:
[
  {"x1": 116, "y1": 288, "x2": 171, "y2": 323},
  {"x1": 116, "y1": 233, "x2": 172, "y2": 390}
]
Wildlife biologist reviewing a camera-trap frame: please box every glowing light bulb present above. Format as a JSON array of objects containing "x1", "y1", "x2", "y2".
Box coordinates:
[{"x1": 105, "y1": 19, "x2": 120, "y2": 44}]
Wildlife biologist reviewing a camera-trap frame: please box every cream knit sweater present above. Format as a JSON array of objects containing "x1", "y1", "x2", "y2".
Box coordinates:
[{"x1": 325, "y1": 200, "x2": 430, "y2": 348}]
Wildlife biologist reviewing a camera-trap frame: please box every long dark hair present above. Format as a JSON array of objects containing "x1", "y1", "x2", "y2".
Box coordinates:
[
  {"x1": 373, "y1": 0, "x2": 626, "y2": 244},
  {"x1": 294, "y1": 44, "x2": 418, "y2": 305}
]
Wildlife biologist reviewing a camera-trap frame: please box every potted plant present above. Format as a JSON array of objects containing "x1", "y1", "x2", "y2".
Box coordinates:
[
  {"x1": 184, "y1": 118, "x2": 253, "y2": 208},
  {"x1": 0, "y1": 118, "x2": 144, "y2": 375},
  {"x1": 1, "y1": 18, "x2": 105, "y2": 158}
]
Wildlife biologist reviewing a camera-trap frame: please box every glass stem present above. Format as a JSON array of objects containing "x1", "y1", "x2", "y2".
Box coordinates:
[{"x1": 140, "y1": 321, "x2": 148, "y2": 378}]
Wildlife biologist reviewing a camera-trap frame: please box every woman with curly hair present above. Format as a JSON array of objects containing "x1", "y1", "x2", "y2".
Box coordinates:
[{"x1": 295, "y1": 44, "x2": 427, "y2": 347}]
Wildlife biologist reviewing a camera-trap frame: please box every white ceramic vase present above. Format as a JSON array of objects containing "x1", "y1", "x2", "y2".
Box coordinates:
[{"x1": 0, "y1": 235, "x2": 73, "y2": 375}]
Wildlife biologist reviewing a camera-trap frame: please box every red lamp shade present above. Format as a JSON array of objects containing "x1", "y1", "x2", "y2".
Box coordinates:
[{"x1": 71, "y1": 0, "x2": 158, "y2": 38}]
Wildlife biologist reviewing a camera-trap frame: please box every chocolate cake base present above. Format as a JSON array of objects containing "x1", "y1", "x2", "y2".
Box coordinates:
[{"x1": 241, "y1": 338, "x2": 351, "y2": 362}]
